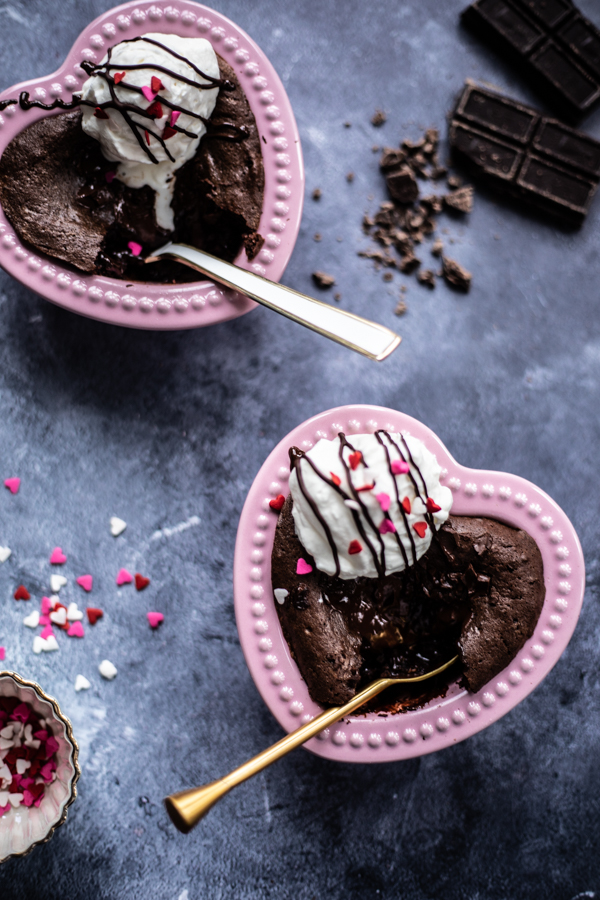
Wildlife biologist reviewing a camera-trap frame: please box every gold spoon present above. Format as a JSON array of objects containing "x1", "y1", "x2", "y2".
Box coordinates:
[{"x1": 164, "y1": 654, "x2": 458, "y2": 833}]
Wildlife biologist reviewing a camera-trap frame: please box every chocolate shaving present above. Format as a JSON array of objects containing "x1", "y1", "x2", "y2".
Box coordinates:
[{"x1": 312, "y1": 271, "x2": 335, "y2": 288}]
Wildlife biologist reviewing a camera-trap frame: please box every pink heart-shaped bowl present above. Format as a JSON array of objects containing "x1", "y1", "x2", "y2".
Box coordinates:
[
  {"x1": 0, "y1": 1, "x2": 304, "y2": 329},
  {"x1": 233, "y1": 405, "x2": 585, "y2": 762}
]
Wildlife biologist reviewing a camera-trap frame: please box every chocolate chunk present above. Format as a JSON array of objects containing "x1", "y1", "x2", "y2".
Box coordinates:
[
  {"x1": 442, "y1": 256, "x2": 472, "y2": 291},
  {"x1": 449, "y1": 81, "x2": 600, "y2": 224},
  {"x1": 244, "y1": 232, "x2": 264, "y2": 260},
  {"x1": 431, "y1": 237, "x2": 444, "y2": 256},
  {"x1": 371, "y1": 109, "x2": 387, "y2": 127},
  {"x1": 312, "y1": 270, "x2": 335, "y2": 288},
  {"x1": 444, "y1": 185, "x2": 474, "y2": 212},
  {"x1": 462, "y1": 0, "x2": 600, "y2": 120},
  {"x1": 394, "y1": 299, "x2": 408, "y2": 316},
  {"x1": 417, "y1": 268, "x2": 436, "y2": 287},
  {"x1": 385, "y1": 165, "x2": 419, "y2": 203},
  {"x1": 346, "y1": 172, "x2": 355, "y2": 182},
  {"x1": 311, "y1": 187, "x2": 322, "y2": 200}
]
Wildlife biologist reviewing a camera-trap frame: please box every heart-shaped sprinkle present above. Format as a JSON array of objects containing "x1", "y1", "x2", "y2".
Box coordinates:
[
  {"x1": 274, "y1": 588, "x2": 288, "y2": 605},
  {"x1": 391, "y1": 459, "x2": 410, "y2": 475},
  {"x1": 105, "y1": 170, "x2": 116, "y2": 183},
  {"x1": 44, "y1": 635, "x2": 59, "y2": 652},
  {"x1": 76, "y1": 575, "x2": 93, "y2": 593},
  {"x1": 94, "y1": 107, "x2": 109, "y2": 119},
  {"x1": 169, "y1": 110, "x2": 181, "y2": 127},
  {"x1": 40, "y1": 624, "x2": 55, "y2": 641},
  {"x1": 49, "y1": 547, "x2": 66, "y2": 565},
  {"x1": 426, "y1": 497, "x2": 442, "y2": 513},
  {"x1": 0, "y1": 546, "x2": 11, "y2": 564},
  {"x1": 33, "y1": 636, "x2": 45, "y2": 655},
  {"x1": 135, "y1": 573, "x2": 150, "y2": 591},
  {"x1": 348, "y1": 540, "x2": 363, "y2": 555},
  {"x1": 379, "y1": 518, "x2": 397, "y2": 535},
  {"x1": 4, "y1": 478, "x2": 20, "y2": 494},
  {"x1": 141, "y1": 85, "x2": 156, "y2": 102},
  {"x1": 99, "y1": 659, "x2": 117, "y2": 680},
  {"x1": 344, "y1": 499, "x2": 361, "y2": 511},
  {"x1": 39, "y1": 614, "x2": 50, "y2": 626},
  {"x1": 413, "y1": 521, "x2": 428, "y2": 539},
  {"x1": 296, "y1": 558, "x2": 313, "y2": 575},
  {"x1": 74, "y1": 674, "x2": 90, "y2": 692},
  {"x1": 86, "y1": 607, "x2": 104, "y2": 625},
  {"x1": 40, "y1": 596, "x2": 52, "y2": 615},
  {"x1": 50, "y1": 574, "x2": 67, "y2": 593},
  {"x1": 66, "y1": 603, "x2": 83, "y2": 622},
  {"x1": 50, "y1": 595, "x2": 60, "y2": 608},
  {"x1": 348, "y1": 451, "x2": 363, "y2": 470},
  {"x1": 147, "y1": 612, "x2": 164, "y2": 629},
  {"x1": 376, "y1": 492, "x2": 391, "y2": 512},
  {"x1": 356, "y1": 482, "x2": 375, "y2": 492},
  {"x1": 128, "y1": 241, "x2": 142, "y2": 257},
  {"x1": 401, "y1": 497, "x2": 411, "y2": 514},
  {"x1": 330, "y1": 472, "x2": 341, "y2": 486},
  {"x1": 23, "y1": 611, "x2": 40, "y2": 629},
  {"x1": 116, "y1": 568, "x2": 133, "y2": 586},
  {"x1": 0, "y1": 648, "x2": 4, "y2": 662},
  {"x1": 110, "y1": 516, "x2": 127, "y2": 537},
  {"x1": 113, "y1": 71, "x2": 126, "y2": 84},
  {"x1": 13, "y1": 585, "x2": 30, "y2": 601},
  {"x1": 144, "y1": 129, "x2": 151, "y2": 145},
  {"x1": 269, "y1": 494, "x2": 285, "y2": 512},
  {"x1": 147, "y1": 100, "x2": 163, "y2": 119},
  {"x1": 162, "y1": 124, "x2": 177, "y2": 140},
  {"x1": 151, "y1": 76, "x2": 164, "y2": 93},
  {"x1": 68, "y1": 621, "x2": 84, "y2": 638},
  {"x1": 49, "y1": 607, "x2": 66, "y2": 626}
]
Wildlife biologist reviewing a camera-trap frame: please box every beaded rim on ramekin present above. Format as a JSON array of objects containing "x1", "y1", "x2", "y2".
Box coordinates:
[
  {"x1": 0, "y1": 671, "x2": 80, "y2": 862},
  {"x1": 0, "y1": 1, "x2": 304, "y2": 330},
  {"x1": 233, "y1": 405, "x2": 585, "y2": 763}
]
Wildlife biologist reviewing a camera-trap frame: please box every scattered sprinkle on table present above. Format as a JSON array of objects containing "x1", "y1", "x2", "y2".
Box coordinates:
[
  {"x1": 110, "y1": 517, "x2": 127, "y2": 537},
  {"x1": 3, "y1": 478, "x2": 20, "y2": 495},
  {"x1": 99, "y1": 660, "x2": 117, "y2": 680}
]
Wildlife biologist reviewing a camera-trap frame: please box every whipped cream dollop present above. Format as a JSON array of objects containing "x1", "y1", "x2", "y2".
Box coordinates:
[
  {"x1": 289, "y1": 431, "x2": 453, "y2": 580},
  {"x1": 80, "y1": 33, "x2": 220, "y2": 230}
]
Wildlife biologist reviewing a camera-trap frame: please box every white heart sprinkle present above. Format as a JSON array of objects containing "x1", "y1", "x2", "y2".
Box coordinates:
[
  {"x1": 44, "y1": 635, "x2": 59, "y2": 652},
  {"x1": 74, "y1": 674, "x2": 91, "y2": 692},
  {"x1": 8, "y1": 793, "x2": 23, "y2": 808},
  {"x1": 50, "y1": 607, "x2": 67, "y2": 626},
  {"x1": 99, "y1": 659, "x2": 117, "y2": 680},
  {"x1": 23, "y1": 610, "x2": 40, "y2": 629},
  {"x1": 32, "y1": 636, "x2": 45, "y2": 654},
  {"x1": 15, "y1": 758, "x2": 30, "y2": 775},
  {"x1": 0, "y1": 738, "x2": 13, "y2": 750},
  {"x1": 50, "y1": 595, "x2": 60, "y2": 609},
  {"x1": 344, "y1": 499, "x2": 361, "y2": 511},
  {"x1": 274, "y1": 588, "x2": 289, "y2": 605},
  {"x1": 0, "y1": 546, "x2": 11, "y2": 564},
  {"x1": 0, "y1": 725, "x2": 13, "y2": 739},
  {"x1": 66, "y1": 603, "x2": 83, "y2": 622},
  {"x1": 110, "y1": 516, "x2": 127, "y2": 537},
  {"x1": 0, "y1": 791, "x2": 8, "y2": 807},
  {"x1": 50, "y1": 574, "x2": 67, "y2": 593}
]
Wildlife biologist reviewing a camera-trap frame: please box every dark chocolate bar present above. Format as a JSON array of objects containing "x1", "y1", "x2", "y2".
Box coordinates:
[
  {"x1": 449, "y1": 81, "x2": 600, "y2": 223},
  {"x1": 462, "y1": 0, "x2": 600, "y2": 120}
]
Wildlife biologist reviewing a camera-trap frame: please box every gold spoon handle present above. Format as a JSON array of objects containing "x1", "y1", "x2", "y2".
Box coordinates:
[{"x1": 164, "y1": 656, "x2": 458, "y2": 833}]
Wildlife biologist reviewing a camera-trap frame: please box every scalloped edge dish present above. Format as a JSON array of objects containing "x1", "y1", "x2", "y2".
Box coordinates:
[
  {"x1": 0, "y1": 0, "x2": 304, "y2": 329},
  {"x1": 233, "y1": 405, "x2": 585, "y2": 762}
]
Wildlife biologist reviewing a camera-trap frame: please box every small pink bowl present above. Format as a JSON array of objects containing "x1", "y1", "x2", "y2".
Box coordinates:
[
  {"x1": 0, "y1": 1, "x2": 304, "y2": 330},
  {"x1": 233, "y1": 405, "x2": 585, "y2": 762}
]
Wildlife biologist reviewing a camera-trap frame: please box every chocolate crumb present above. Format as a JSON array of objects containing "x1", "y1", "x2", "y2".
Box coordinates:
[
  {"x1": 372, "y1": 145, "x2": 380, "y2": 152},
  {"x1": 313, "y1": 233, "x2": 322, "y2": 242},
  {"x1": 346, "y1": 172, "x2": 355, "y2": 183},
  {"x1": 312, "y1": 188, "x2": 322, "y2": 201},
  {"x1": 334, "y1": 292, "x2": 341, "y2": 302},
  {"x1": 244, "y1": 232, "x2": 265, "y2": 261},
  {"x1": 312, "y1": 271, "x2": 336, "y2": 288},
  {"x1": 442, "y1": 256, "x2": 471, "y2": 292},
  {"x1": 444, "y1": 186, "x2": 474, "y2": 214},
  {"x1": 447, "y1": 174, "x2": 462, "y2": 189},
  {"x1": 394, "y1": 299, "x2": 408, "y2": 316},
  {"x1": 417, "y1": 268, "x2": 436, "y2": 288},
  {"x1": 344, "y1": 121, "x2": 351, "y2": 128},
  {"x1": 431, "y1": 238, "x2": 444, "y2": 257},
  {"x1": 371, "y1": 109, "x2": 387, "y2": 127},
  {"x1": 383, "y1": 271, "x2": 393, "y2": 282},
  {"x1": 386, "y1": 166, "x2": 419, "y2": 204}
]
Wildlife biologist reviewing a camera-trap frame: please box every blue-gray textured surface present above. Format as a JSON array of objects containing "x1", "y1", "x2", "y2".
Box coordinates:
[{"x1": 0, "y1": 0, "x2": 599, "y2": 897}]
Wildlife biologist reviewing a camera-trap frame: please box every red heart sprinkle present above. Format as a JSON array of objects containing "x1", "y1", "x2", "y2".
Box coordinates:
[
  {"x1": 14, "y1": 585, "x2": 30, "y2": 601},
  {"x1": 113, "y1": 72, "x2": 126, "y2": 84},
  {"x1": 269, "y1": 494, "x2": 285, "y2": 512},
  {"x1": 426, "y1": 497, "x2": 442, "y2": 513},
  {"x1": 147, "y1": 100, "x2": 163, "y2": 119},
  {"x1": 413, "y1": 521, "x2": 428, "y2": 539},
  {"x1": 94, "y1": 107, "x2": 109, "y2": 120},
  {"x1": 348, "y1": 451, "x2": 363, "y2": 470},
  {"x1": 401, "y1": 497, "x2": 411, "y2": 514},
  {"x1": 151, "y1": 76, "x2": 164, "y2": 93},
  {"x1": 135, "y1": 574, "x2": 150, "y2": 591},
  {"x1": 86, "y1": 607, "x2": 104, "y2": 625},
  {"x1": 162, "y1": 124, "x2": 177, "y2": 140},
  {"x1": 145, "y1": 130, "x2": 151, "y2": 145},
  {"x1": 330, "y1": 472, "x2": 341, "y2": 486},
  {"x1": 356, "y1": 483, "x2": 375, "y2": 492},
  {"x1": 348, "y1": 540, "x2": 363, "y2": 555}
]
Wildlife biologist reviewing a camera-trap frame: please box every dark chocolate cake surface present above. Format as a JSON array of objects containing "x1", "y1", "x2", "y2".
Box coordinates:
[
  {"x1": 0, "y1": 56, "x2": 264, "y2": 282},
  {"x1": 271, "y1": 495, "x2": 545, "y2": 709}
]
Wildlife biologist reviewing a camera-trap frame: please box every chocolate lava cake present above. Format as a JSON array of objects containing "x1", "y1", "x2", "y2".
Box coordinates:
[
  {"x1": 0, "y1": 56, "x2": 264, "y2": 283},
  {"x1": 272, "y1": 495, "x2": 545, "y2": 712}
]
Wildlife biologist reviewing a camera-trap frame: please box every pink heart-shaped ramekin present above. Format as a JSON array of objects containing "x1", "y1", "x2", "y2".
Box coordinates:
[
  {"x1": 233, "y1": 405, "x2": 585, "y2": 763},
  {"x1": 0, "y1": 1, "x2": 304, "y2": 329}
]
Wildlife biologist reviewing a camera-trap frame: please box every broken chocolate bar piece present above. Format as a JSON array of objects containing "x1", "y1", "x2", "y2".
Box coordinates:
[
  {"x1": 449, "y1": 81, "x2": 600, "y2": 224},
  {"x1": 462, "y1": 0, "x2": 600, "y2": 120}
]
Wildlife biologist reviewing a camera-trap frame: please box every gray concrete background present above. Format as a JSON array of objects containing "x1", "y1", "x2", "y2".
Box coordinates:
[{"x1": 1, "y1": 0, "x2": 599, "y2": 897}]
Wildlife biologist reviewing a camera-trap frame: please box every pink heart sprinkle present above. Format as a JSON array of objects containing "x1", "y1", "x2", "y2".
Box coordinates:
[
  {"x1": 40, "y1": 762, "x2": 54, "y2": 783},
  {"x1": 0, "y1": 648, "x2": 4, "y2": 662},
  {"x1": 39, "y1": 615, "x2": 50, "y2": 626},
  {"x1": 105, "y1": 170, "x2": 116, "y2": 183},
  {"x1": 376, "y1": 492, "x2": 391, "y2": 512},
  {"x1": 391, "y1": 459, "x2": 410, "y2": 475},
  {"x1": 49, "y1": 547, "x2": 67, "y2": 565},
  {"x1": 128, "y1": 241, "x2": 142, "y2": 257},
  {"x1": 40, "y1": 624, "x2": 54, "y2": 641},
  {"x1": 40, "y1": 596, "x2": 52, "y2": 615},
  {"x1": 147, "y1": 612, "x2": 164, "y2": 629},
  {"x1": 76, "y1": 575, "x2": 93, "y2": 592},
  {"x1": 0, "y1": 803, "x2": 11, "y2": 815},
  {"x1": 379, "y1": 518, "x2": 397, "y2": 535},
  {"x1": 4, "y1": 477, "x2": 20, "y2": 494},
  {"x1": 169, "y1": 110, "x2": 181, "y2": 127},
  {"x1": 116, "y1": 568, "x2": 133, "y2": 586},
  {"x1": 296, "y1": 558, "x2": 313, "y2": 575},
  {"x1": 34, "y1": 797, "x2": 43, "y2": 808},
  {"x1": 22, "y1": 790, "x2": 34, "y2": 808},
  {"x1": 68, "y1": 621, "x2": 84, "y2": 638},
  {"x1": 141, "y1": 85, "x2": 156, "y2": 102}
]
